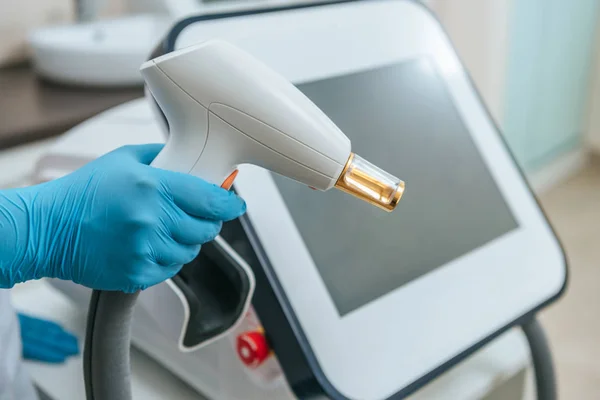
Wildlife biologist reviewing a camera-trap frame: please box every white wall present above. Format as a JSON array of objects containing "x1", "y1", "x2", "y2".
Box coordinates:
[
  {"x1": 426, "y1": 0, "x2": 592, "y2": 191},
  {"x1": 0, "y1": 0, "x2": 128, "y2": 67},
  {"x1": 585, "y1": 17, "x2": 600, "y2": 152},
  {"x1": 0, "y1": 0, "x2": 74, "y2": 66}
]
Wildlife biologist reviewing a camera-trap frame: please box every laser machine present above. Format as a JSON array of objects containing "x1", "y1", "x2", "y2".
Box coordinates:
[{"x1": 37, "y1": 1, "x2": 567, "y2": 399}]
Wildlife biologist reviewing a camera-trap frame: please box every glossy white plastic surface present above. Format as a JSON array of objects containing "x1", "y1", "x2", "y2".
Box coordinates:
[
  {"x1": 169, "y1": 2, "x2": 564, "y2": 400},
  {"x1": 141, "y1": 40, "x2": 350, "y2": 190},
  {"x1": 33, "y1": 1, "x2": 565, "y2": 399}
]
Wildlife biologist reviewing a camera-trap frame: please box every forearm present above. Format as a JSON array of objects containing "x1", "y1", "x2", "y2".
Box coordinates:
[
  {"x1": 0, "y1": 144, "x2": 246, "y2": 293},
  {"x1": 0, "y1": 188, "x2": 36, "y2": 287},
  {"x1": 0, "y1": 181, "x2": 93, "y2": 287}
]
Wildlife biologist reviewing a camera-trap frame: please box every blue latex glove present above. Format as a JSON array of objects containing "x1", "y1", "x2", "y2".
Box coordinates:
[
  {"x1": 0, "y1": 144, "x2": 246, "y2": 292},
  {"x1": 17, "y1": 313, "x2": 79, "y2": 364}
]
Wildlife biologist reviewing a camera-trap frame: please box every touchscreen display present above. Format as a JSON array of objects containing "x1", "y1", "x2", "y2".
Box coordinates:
[{"x1": 271, "y1": 58, "x2": 519, "y2": 317}]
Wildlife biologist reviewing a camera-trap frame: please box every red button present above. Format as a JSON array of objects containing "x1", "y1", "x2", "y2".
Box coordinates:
[{"x1": 236, "y1": 330, "x2": 270, "y2": 368}]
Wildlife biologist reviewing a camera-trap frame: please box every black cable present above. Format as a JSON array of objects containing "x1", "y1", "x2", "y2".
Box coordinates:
[
  {"x1": 83, "y1": 290, "x2": 99, "y2": 399},
  {"x1": 84, "y1": 290, "x2": 139, "y2": 400},
  {"x1": 521, "y1": 317, "x2": 557, "y2": 400}
]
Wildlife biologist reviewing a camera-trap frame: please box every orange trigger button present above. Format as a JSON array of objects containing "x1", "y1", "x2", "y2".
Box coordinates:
[{"x1": 221, "y1": 170, "x2": 239, "y2": 190}]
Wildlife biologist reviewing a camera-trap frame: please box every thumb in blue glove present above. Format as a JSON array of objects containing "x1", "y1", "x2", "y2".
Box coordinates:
[
  {"x1": 18, "y1": 313, "x2": 79, "y2": 364},
  {"x1": 0, "y1": 144, "x2": 247, "y2": 292}
]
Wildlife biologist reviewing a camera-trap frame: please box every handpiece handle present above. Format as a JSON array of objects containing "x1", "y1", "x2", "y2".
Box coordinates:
[{"x1": 150, "y1": 142, "x2": 239, "y2": 189}]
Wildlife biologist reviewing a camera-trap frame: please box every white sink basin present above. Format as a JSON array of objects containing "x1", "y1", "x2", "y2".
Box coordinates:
[{"x1": 29, "y1": 15, "x2": 172, "y2": 87}]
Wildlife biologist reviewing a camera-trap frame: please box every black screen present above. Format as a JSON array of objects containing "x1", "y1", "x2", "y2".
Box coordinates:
[{"x1": 271, "y1": 58, "x2": 519, "y2": 316}]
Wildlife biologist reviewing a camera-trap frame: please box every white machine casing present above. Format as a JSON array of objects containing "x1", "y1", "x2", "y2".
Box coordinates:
[
  {"x1": 138, "y1": 37, "x2": 406, "y2": 360},
  {"x1": 36, "y1": 1, "x2": 566, "y2": 399}
]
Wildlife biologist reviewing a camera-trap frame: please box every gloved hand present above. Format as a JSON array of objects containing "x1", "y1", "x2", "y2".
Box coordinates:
[
  {"x1": 18, "y1": 313, "x2": 79, "y2": 364},
  {"x1": 0, "y1": 144, "x2": 246, "y2": 292}
]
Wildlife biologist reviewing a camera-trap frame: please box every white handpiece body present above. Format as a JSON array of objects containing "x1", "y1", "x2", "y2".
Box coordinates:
[
  {"x1": 136, "y1": 38, "x2": 403, "y2": 353},
  {"x1": 140, "y1": 39, "x2": 351, "y2": 189}
]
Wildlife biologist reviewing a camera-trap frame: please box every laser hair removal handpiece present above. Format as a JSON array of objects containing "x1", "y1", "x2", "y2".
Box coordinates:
[{"x1": 83, "y1": 39, "x2": 404, "y2": 400}]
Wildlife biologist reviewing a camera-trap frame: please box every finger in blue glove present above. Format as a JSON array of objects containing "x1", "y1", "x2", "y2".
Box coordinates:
[
  {"x1": 0, "y1": 144, "x2": 247, "y2": 292},
  {"x1": 18, "y1": 313, "x2": 79, "y2": 364}
]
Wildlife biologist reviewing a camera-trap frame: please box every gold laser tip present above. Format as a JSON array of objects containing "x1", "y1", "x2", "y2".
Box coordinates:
[{"x1": 334, "y1": 153, "x2": 405, "y2": 212}]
